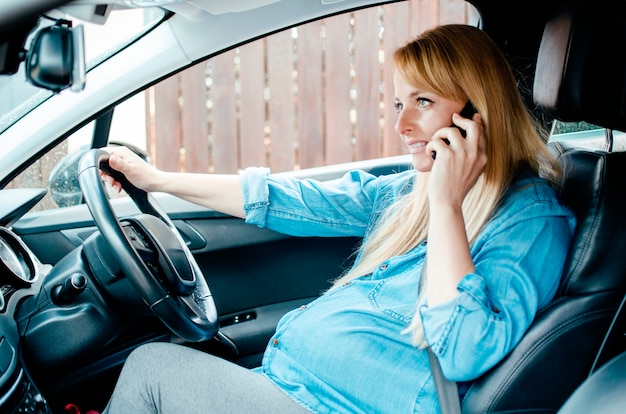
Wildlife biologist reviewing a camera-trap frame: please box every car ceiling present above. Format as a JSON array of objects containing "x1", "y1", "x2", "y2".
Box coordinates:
[{"x1": 0, "y1": 0, "x2": 70, "y2": 38}]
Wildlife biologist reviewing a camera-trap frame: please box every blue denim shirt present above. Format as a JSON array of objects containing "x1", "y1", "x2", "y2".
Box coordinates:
[{"x1": 241, "y1": 168, "x2": 576, "y2": 414}]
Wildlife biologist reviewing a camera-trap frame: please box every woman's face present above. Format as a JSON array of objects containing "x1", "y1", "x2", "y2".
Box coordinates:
[{"x1": 393, "y1": 73, "x2": 467, "y2": 172}]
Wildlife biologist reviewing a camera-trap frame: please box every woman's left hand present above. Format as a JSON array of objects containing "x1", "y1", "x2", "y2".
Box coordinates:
[
  {"x1": 424, "y1": 112, "x2": 487, "y2": 306},
  {"x1": 426, "y1": 112, "x2": 487, "y2": 209}
]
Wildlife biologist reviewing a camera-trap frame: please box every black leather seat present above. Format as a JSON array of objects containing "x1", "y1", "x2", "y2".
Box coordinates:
[{"x1": 460, "y1": 1, "x2": 626, "y2": 412}]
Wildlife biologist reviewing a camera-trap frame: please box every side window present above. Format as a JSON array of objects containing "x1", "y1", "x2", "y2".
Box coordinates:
[
  {"x1": 144, "y1": 2, "x2": 479, "y2": 175},
  {"x1": 7, "y1": 0, "x2": 478, "y2": 211},
  {"x1": 5, "y1": 124, "x2": 93, "y2": 211},
  {"x1": 5, "y1": 94, "x2": 148, "y2": 212}
]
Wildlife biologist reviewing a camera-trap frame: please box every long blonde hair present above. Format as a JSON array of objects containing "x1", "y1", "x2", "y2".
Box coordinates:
[{"x1": 331, "y1": 25, "x2": 560, "y2": 345}]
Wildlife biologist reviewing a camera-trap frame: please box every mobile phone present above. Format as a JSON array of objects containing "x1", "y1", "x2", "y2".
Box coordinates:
[
  {"x1": 454, "y1": 101, "x2": 477, "y2": 137},
  {"x1": 431, "y1": 100, "x2": 477, "y2": 159}
]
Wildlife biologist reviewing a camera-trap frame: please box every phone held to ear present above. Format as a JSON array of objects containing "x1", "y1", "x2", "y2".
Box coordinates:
[
  {"x1": 455, "y1": 101, "x2": 477, "y2": 137},
  {"x1": 431, "y1": 100, "x2": 477, "y2": 160}
]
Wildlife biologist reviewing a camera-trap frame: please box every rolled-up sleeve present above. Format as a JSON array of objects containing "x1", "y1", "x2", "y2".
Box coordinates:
[
  {"x1": 241, "y1": 167, "x2": 272, "y2": 227},
  {"x1": 240, "y1": 167, "x2": 412, "y2": 238},
  {"x1": 420, "y1": 207, "x2": 575, "y2": 381}
]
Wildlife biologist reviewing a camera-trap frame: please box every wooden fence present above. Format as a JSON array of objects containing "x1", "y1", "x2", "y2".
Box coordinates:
[{"x1": 146, "y1": 0, "x2": 474, "y2": 174}]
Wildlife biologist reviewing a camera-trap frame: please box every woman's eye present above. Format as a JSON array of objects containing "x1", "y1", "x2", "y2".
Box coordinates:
[
  {"x1": 417, "y1": 97, "x2": 433, "y2": 108},
  {"x1": 394, "y1": 102, "x2": 403, "y2": 113}
]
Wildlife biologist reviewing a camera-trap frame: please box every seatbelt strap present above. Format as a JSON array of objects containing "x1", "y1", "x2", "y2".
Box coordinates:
[
  {"x1": 421, "y1": 256, "x2": 462, "y2": 414},
  {"x1": 427, "y1": 347, "x2": 462, "y2": 414}
]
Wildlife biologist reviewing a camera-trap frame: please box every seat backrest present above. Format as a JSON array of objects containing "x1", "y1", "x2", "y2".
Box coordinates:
[
  {"x1": 552, "y1": 144, "x2": 626, "y2": 297},
  {"x1": 462, "y1": 1, "x2": 626, "y2": 412},
  {"x1": 463, "y1": 146, "x2": 626, "y2": 413}
]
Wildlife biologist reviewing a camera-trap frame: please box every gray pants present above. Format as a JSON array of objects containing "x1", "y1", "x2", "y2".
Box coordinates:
[{"x1": 103, "y1": 342, "x2": 311, "y2": 414}]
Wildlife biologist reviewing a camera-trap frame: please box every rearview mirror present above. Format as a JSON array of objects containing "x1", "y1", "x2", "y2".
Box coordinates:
[{"x1": 25, "y1": 20, "x2": 85, "y2": 92}]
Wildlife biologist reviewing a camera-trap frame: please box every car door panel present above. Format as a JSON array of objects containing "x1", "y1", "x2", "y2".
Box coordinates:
[
  {"x1": 185, "y1": 216, "x2": 357, "y2": 313},
  {"x1": 181, "y1": 215, "x2": 359, "y2": 365}
]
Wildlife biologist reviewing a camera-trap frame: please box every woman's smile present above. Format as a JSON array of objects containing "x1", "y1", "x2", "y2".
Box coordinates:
[{"x1": 406, "y1": 139, "x2": 428, "y2": 154}]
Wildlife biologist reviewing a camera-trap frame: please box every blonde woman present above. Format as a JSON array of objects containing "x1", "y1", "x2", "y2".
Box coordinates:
[{"x1": 102, "y1": 24, "x2": 575, "y2": 414}]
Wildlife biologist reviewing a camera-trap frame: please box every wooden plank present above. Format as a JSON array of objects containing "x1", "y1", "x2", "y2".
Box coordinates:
[
  {"x1": 180, "y1": 61, "x2": 210, "y2": 173},
  {"x1": 145, "y1": 1, "x2": 467, "y2": 172},
  {"x1": 297, "y1": 20, "x2": 324, "y2": 169},
  {"x1": 153, "y1": 75, "x2": 181, "y2": 172},
  {"x1": 267, "y1": 29, "x2": 296, "y2": 172},
  {"x1": 440, "y1": 0, "x2": 469, "y2": 24},
  {"x1": 239, "y1": 39, "x2": 267, "y2": 169},
  {"x1": 210, "y1": 49, "x2": 238, "y2": 173},
  {"x1": 354, "y1": 6, "x2": 382, "y2": 161},
  {"x1": 324, "y1": 13, "x2": 353, "y2": 164},
  {"x1": 144, "y1": 86, "x2": 156, "y2": 162},
  {"x1": 413, "y1": 0, "x2": 439, "y2": 36},
  {"x1": 382, "y1": 2, "x2": 411, "y2": 157}
]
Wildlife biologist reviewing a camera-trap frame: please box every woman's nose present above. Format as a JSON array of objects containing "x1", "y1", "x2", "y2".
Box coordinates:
[{"x1": 394, "y1": 109, "x2": 413, "y2": 136}]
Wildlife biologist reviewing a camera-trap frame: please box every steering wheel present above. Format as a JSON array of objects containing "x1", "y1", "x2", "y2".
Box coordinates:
[{"x1": 77, "y1": 148, "x2": 219, "y2": 342}]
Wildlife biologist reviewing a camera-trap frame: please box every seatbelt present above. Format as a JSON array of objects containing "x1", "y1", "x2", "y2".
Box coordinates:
[
  {"x1": 427, "y1": 348, "x2": 462, "y2": 414},
  {"x1": 421, "y1": 256, "x2": 462, "y2": 414}
]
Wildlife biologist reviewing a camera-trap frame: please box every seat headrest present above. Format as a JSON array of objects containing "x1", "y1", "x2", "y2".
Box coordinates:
[{"x1": 533, "y1": 0, "x2": 626, "y2": 131}]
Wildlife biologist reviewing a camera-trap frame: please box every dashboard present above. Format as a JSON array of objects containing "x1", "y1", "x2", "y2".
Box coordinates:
[{"x1": 0, "y1": 188, "x2": 52, "y2": 413}]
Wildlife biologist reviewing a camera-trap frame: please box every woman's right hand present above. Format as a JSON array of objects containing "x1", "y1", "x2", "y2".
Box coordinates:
[
  {"x1": 99, "y1": 145, "x2": 246, "y2": 219},
  {"x1": 100, "y1": 146, "x2": 164, "y2": 194}
]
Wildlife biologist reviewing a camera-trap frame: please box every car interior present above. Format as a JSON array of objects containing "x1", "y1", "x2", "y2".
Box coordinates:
[{"x1": 2, "y1": 0, "x2": 626, "y2": 413}]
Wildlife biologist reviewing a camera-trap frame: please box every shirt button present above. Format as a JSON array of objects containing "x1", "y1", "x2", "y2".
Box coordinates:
[
  {"x1": 272, "y1": 338, "x2": 279, "y2": 346},
  {"x1": 380, "y1": 263, "x2": 388, "y2": 271},
  {"x1": 493, "y1": 307, "x2": 501, "y2": 314},
  {"x1": 299, "y1": 305, "x2": 306, "y2": 310}
]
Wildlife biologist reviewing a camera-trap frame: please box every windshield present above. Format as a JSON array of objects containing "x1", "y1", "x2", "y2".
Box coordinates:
[{"x1": 0, "y1": 6, "x2": 165, "y2": 135}]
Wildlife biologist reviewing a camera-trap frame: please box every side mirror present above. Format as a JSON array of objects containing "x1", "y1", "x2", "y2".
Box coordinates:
[
  {"x1": 49, "y1": 143, "x2": 151, "y2": 207},
  {"x1": 25, "y1": 20, "x2": 85, "y2": 92}
]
